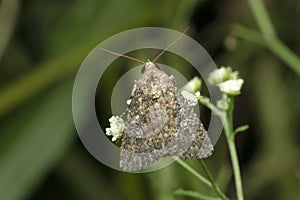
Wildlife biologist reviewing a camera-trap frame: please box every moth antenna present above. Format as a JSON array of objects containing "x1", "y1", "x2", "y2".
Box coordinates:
[
  {"x1": 100, "y1": 47, "x2": 146, "y2": 65},
  {"x1": 152, "y1": 27, "x2": 190, "y2": 63}
]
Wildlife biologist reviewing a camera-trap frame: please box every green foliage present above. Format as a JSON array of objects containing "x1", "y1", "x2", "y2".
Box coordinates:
[
  {"x1": 0, "y1": 81, "x2": 74, "y2": 200},
  {"x1": 234, "y1": 125, "x2": 249, "y2": 135},
  {"x1": 174, "y1": 189, "x2": 221, "y2": 200},
  {"x1": 0, "y1": 0, "x2": 300, "y2": 199}
]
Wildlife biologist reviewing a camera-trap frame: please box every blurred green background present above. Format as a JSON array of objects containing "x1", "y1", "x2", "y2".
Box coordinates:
[{"x1": 0, "y1": 0, "x2": 300, "y2": 199}]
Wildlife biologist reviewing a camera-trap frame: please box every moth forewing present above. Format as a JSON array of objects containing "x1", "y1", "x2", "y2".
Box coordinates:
[{"x1": 120, "y1": 62, "x2": 213, "y2": 171}]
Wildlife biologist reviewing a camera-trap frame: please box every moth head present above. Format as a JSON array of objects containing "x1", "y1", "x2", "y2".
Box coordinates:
[{"x1": 141, "y1": 60, "x2": 160, "y2": 74}]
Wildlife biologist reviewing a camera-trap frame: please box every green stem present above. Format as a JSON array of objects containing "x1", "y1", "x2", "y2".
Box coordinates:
[
  {"x1": 198, "y1": 159, "x2": 229, "y2": 200},
  {"x1": 175, "y1": 158, "x2": 212, "y2": 188},
  {"x1": 239, "y1": 0, "x2": 300, "y2": 77},
  {"x1": 248, "y1": 0, "x2": 277, "y2": 40},
  {"x1": 199, "y1": 95, "x2": 244, "y2": 199},
  {"x1": 232, "y1": 0, "x2": 300, "y2": 77},
  {"x1": 223, "y1": 97, "x2": 244, "y2": 200},
  {"x1": 175, "y1": 189, "x2": 222, "y2": 200},
  {"x1": 231, "y1": 24, "x2": 265, "y2": 46},
  {"x1": 198, "y1": 97, "x2": 225, "y2": 118},
  {"x1": 232, "y1": 24, "x2": 300, "y2": 77},
  {"x1": 267, "y1": 39, "x2": 300, "y2": 77}
]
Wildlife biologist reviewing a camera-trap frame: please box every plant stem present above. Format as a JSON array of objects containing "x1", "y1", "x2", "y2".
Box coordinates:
[
  {"x1": 198, "y1": 97, "x2": 225, "y2": 118},
  {"x1": 231, "y1": 24, "x2": 265, "y2": 46},
  {"x1": 240, "y1": 0, "x2": 300, "y2": 77},
  {"x1": 223, "y1": 97, "x2": 244, "y2": 200},
  {"x1": 248, "y1": 0, "x2": 277, "y2": 40},
  {"x1": 198, "y1": 94, "x2": 244, "y2": 199},
  {"x1": 232, "y1": 24, "x2": 300, "y2": 77},
  {"x1": 198, "y1": 159, "x2": 229, "y2": 200},
  {"x1": 175, "y1": 158, "x2": 229, "y2": 200},
  {"x1": 175, "y1": 189, "x2": 222, "y2": 200},
  {"x1": 175, "y1": 158, "x2": 212, "y2": 188}
]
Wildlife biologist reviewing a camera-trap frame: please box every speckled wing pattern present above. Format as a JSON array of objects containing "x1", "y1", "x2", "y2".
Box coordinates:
[{"x1": 120, "y1": 63, "x2": 213, "y2": 171}]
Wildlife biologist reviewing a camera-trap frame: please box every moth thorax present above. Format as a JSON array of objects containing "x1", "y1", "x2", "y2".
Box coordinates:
[{"x1": 141, "y1": 61, "x2": 160, "y2": 74}]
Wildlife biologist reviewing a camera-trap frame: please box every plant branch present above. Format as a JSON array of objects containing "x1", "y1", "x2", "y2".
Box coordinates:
[
  {"x1": 198, "y1": 159, "x2": 229, "y2": 200},
  {"x1": 223, "y1": 97, "x2": 244, "y2": 200},
  {"x1": 198, "y1": 97, "x2": 225, "y2": 118},
  {"x1": 200, "y1": 96, "x2": 244, "y2": 200},
  {"x1": 175, "y1": 189, "x2": 221, "y2": 200},
  {"x1": 232, "y1": 24, "x2": 300, "y2": 77},
  {"x1": 248, "y1": 0, "x2": 277, "y2": 40},
  {"x1": 175, "y1": 158, "x2": 211, "y2": 188}
]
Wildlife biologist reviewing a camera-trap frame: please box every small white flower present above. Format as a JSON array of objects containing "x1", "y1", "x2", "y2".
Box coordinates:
[
  {"x1": 105, "y1": 116, "x2": 125, "y2": 141},
  {"x1": 230, "y1": 71, "x2": 239, "y2": 80},
  {"x1": 195, "y1": 91, "x2": 201, "y2": 99},
  {"x1": 182, "y1": 77, "x2": 202, "y2": 93},
  {"x1": 219, "y1": 79, "x2": 244, "y2": 96},
  {"x1": 208, "y1": 67, "x2": 228, "y2": 85},
  {"x1": 105, "y1": 128, "x2": 111, "y2": 136},
  {"x1": 208, "y1": 67, "x2": 238, "y2": 85},
  {"x1": 126, "y1": 99, "x2": 131, "y2": 105}
]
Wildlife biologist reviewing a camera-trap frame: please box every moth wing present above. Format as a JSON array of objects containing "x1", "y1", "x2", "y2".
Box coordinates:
[
  {"x1": 120, "y1": 70, "x2": 175, "y2": 171},
  {"x1": 119, "y1": 69, "x2": 214, "y2": 171},
  {"x1": 180, "y1": 122, "x2": 214, "y2": 159}
]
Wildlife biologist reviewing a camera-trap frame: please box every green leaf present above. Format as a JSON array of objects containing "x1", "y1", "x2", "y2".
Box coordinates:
[
  {"x1": 174, "y1": 189, "x2": 221, "y2": 200},
  {"x1": 0, "y1": 80, "x2": 75, "y2": 200},
  {"x1": 234, "y1": 125, "x2": 249, "y2": 135}
]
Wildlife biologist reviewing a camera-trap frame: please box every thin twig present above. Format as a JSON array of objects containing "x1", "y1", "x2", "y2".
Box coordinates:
[
  {"x1": 223, "y1": 98, "x2": 244, "y2": 200},
  {"x1": 175, "y1": 158, "x2": 211, "y2": 188},
  {"x1": 175, "y1": 189, "x2": 222, "y2": 200},
  {"x1": 232, "y1": 24, "x2": 300, "y2": 77},
  {"x1": 198, "y1": 159, "x2": 229, "y2": 200},
  {"x1": 199, "y1": 97, "x2": 244, "y2": 200},
  {"x1": 248, "y1": 0, "x2": 277, "y2": 40}
]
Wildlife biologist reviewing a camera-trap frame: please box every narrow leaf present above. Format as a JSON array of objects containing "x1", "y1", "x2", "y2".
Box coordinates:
[
  {"x1": 0, "y1": 80, "x2": 74, "y2": 200},
  {"x1": 234, "y1": 125, "x2": 249, "y2": 135},
  {"x1": 174, "y1": 189, "x2": 221, "y2": 200}
]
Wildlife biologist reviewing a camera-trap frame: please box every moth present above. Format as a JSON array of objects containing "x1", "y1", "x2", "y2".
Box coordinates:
[{"x1": 102, "y1": 29, "x2": 213, "y2": 171}]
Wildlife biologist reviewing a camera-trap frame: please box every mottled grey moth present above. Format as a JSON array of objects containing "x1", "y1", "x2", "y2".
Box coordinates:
[
  {"x1": 119, "y1": 61, "x2": 213, "y2": 171},
  {"x1": 101, "y1": 29, "x2": 213, "y2": 172}
]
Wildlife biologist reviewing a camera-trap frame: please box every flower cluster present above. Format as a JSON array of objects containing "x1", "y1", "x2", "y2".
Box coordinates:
[
  {"x1": 208, "y1": 66, "x2": 244, "y2": 96},
  {"x1": 182, "y1": 66, "x2": 244, "y2": 111},
  {"x1": 182, "y1": 77, "x2": 202, "y2": 94},
  {"x1": 208, "y1": 66, "x2": 244, "y2": 110},
  {"x1": 105, "y1": 116, "x2": 125, "y2": 141}
]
